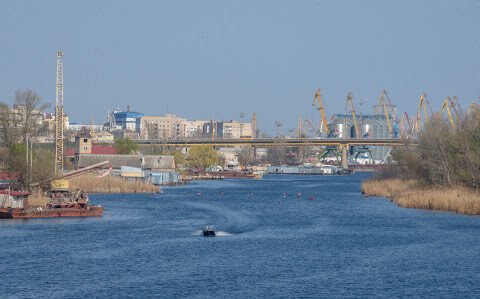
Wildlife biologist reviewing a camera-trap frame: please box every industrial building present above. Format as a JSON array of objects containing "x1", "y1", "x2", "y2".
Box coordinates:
[
  {"x1": 330, "y1": 104, "x2": 397, "y2": 162},
  {"x1": 110, "y1": 107, "x2": 145, "y2": 131}
]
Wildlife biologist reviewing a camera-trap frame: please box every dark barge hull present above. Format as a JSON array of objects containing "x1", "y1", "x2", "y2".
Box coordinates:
[{"x1": 0, "y1": 206, "x2": 104, "y2": 219}]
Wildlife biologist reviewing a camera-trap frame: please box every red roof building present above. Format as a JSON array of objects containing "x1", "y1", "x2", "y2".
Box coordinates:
[{"x1": 91, "y1": 145, "x2": 117, "y2": 155}]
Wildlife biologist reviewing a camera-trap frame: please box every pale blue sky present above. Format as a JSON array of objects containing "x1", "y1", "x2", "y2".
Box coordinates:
[{"x1": 1, "y1": 1, "x2": 480, "y2": 133}]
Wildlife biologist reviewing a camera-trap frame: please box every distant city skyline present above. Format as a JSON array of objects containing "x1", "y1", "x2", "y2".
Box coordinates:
[{"x1": 1, "y1": 0, "x2": 480, "y2": 133}]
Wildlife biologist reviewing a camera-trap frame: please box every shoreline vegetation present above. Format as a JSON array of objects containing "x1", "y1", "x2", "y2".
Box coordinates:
[
  {"x1": 69, "y1": 174, "x2": 160, "y2": 194},
  {"x1": 362, "y1": 108, "x2": 480, "y2": 216},
  {"x1": 361, "y1": 178, "x2": 480, "y2": 215}
]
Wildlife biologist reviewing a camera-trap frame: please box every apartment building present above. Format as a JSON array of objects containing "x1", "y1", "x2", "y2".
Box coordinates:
[
  {"x1": 185, "y1": 120, "x2": 208, "y2": 138},
  {"x1": 138, "y1": 114, "x2": 186, "y2": 140}
]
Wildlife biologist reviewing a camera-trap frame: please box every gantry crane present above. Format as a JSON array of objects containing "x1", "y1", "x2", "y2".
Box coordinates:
[
  {"x1": 313, "y1": 89, "x2": 330, "y2": 137},
  {"x1": 441, "y1": 97, "x2": 456, "y2": 129},
  {"x1": 345, "y1": 92, "x2": 360, "y2": 138},
  {"x1": 55, "y1": 51, "x2": 64, "y2": 176}
]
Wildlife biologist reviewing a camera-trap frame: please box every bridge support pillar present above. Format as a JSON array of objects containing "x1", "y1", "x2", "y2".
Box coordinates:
[{"x1": 340, "y1": 144, "x2": 349, "y2": 170}]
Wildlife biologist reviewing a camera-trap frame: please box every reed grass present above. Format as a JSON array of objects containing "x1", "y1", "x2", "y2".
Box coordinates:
[
  {"x1": 362, "y1": 178, "x2": 480, "y2": 215},
  {"x1": 68, "y1": 174, "x2": 160, "y2": 194}
]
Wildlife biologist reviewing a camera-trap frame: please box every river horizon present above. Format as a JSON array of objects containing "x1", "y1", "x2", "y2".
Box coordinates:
[{"x1": 1, "y1": 173, "x2": 479, "y2": 297}]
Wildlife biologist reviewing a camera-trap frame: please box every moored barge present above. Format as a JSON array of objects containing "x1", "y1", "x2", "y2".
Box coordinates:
[{"x1": 0, "y1": 189, "x2": 103, "y2": 219}]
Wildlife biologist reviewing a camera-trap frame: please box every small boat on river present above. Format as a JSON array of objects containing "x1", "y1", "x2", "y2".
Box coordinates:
[{"x1": 202, "y1": 225, "x2": 216, "y2": 237}]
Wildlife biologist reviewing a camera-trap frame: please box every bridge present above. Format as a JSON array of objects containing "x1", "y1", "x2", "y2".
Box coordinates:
[
  {"x1": 133, "y1": 137, "x2": 412, "y2": 147},
  {"x1": 134, "y1": 137, "x2": 415, "y2": 170}
]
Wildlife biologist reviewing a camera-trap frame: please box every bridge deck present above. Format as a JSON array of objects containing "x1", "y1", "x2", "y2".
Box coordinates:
[{"x1": 134, "y1": 138, "x2": 413, "y2": 147}]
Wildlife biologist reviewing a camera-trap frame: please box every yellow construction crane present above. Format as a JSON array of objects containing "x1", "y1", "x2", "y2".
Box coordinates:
[
  {"x1": 313, "y1": 89, "x2": 330, "y2": 137},
  {"x1": 345, "y1": 92, "x2": 360, "y2": 138},
  {"x1": 441, "y1": 97, "x2": 456, "y2": 129}
]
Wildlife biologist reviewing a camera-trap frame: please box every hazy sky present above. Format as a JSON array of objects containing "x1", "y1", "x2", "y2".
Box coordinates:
[{"x1": 1, "y1": 0, "x2": 480, "y2": 133}]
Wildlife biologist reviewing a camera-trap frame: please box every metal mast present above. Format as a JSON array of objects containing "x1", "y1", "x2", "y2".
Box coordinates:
[
  {"x1": 251, "y1": 112, "x2": 257, "y2": 139},
  {"x1": 55, "y1": 51, "x2": 64, "y2": 176}
]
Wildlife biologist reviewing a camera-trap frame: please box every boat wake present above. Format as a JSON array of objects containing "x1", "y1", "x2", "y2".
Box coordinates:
[{"x1": 186, "y1": 201, "x2": 257, "y2": 235}]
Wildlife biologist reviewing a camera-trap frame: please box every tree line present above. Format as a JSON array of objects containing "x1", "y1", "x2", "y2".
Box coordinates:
[
  {"x1": 0, "y1": 89, "x2": 52, "y2": 189},
  {"x1": 385, "y1": 110, "x2": 480, "y2": 189}
]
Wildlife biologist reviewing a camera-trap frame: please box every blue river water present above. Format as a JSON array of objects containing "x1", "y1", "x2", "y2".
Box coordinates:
[{"x1": 1, "y1": 173, "x2": 480, "y2": 298}]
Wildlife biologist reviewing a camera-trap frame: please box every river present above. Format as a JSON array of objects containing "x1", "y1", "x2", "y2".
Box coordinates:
[{"x1": 1, "y1": 173, "x2": 479, "y2": 297}]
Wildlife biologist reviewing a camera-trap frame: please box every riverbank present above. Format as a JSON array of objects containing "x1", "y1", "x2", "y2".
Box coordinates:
[
  {"x1": 361, "y1": 178, "x2": 480, "y2": 215},
  {"x1": 69, "y1": 174, "x2": 160, "y2": 194}
]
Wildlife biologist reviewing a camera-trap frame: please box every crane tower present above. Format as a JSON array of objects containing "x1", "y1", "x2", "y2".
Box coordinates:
[{"x1": 55, "y1": 51, "x2": 64, "y2": 175}]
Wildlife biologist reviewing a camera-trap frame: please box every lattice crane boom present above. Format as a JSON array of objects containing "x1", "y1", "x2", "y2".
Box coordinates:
[
  {"x1": 346, "y1": 92, "x2": 360, "y2": 138},
  {"x1": 441, "y1": 97, "x2": 456, "y2": 129},
  {"x1": 412, "y1": 93, "x2": 430, "y2": 135},
  {"x1": 376, "y1": 91, "x2": 393, "y2": 136},
  {"x1": 55, "y1": 52, "x2": 64, "y2": 176},
  {"x1": 312, "y1": 89, "x2": 329, "y2": 137}
]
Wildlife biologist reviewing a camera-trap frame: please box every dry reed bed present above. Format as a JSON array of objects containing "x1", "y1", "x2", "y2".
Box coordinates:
[
  {"x1": 362, "y1": 178, "x2": 480, "y2": 215},
  {"x1": 69, "y1": 174, "x2": 160, "y2": 194}
]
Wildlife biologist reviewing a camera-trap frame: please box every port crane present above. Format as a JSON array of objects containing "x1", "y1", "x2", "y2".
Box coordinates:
[
  {"x1": 313, "y1": 89, "x2": 330, "y2": 137},
  {"x1": 345, "y1": 92, "x2": 361, "y2": 138},
  {"x1": 375, "y1": 90, "x2": 400, "y2": 138},
  {"x1": 344, "y1": 93, "x2": 373, "y2": 163},
  {"x1": 411, "y1": 93, "x2": 431, "y2": 136},
  {"x1": 441, "y1": 97, "x2": 456, "y2": 129},
  {"x1": 469, "y1": 98, "x2": 480, "y2": 122},
  {"x1": 55, "y1": 51, "x2": 64, "y2": 176},
  {"x1": 398, "y1": 112, "x2": 413, "y2": 140},
  {"x1": 450, "y1": 96, "x2": 463, "y2": 120}
]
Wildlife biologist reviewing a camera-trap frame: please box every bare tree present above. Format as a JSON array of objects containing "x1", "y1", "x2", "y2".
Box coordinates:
[
  {"x1": 237, "y1": 147, "x2": 255, "y2": 166},
  {"x1": 0, "y1": 102, "x2": 20, "y2": 147},
  {"x1": 267, "y1": 145, "x2": 287, "y2": 166},
  {"x1": 0, "y1": 89, "x2": 50, "y2": 188},
  {"x1": 13, "y1": 89, "x2": 49, "y2": 142}
]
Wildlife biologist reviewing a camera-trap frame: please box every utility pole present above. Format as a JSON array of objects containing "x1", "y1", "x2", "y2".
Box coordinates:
[
  {"x1": 252, "y1": 112, "x2": 257, "y2": 139},
  {"x1": 30, "y1": 138, "x2": 33, "y2": 183},
  {"x1": 297, "y1": 113, "x2": 303, "y2": 138},
  {"x1": 25, "y1": 138, "x2": 28, "y2": 183},
  {"x1": 240, "y1": 112, "x2": 245, "y2": 138}
]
